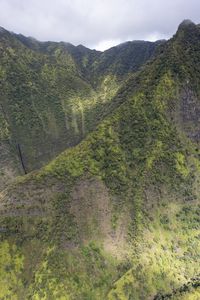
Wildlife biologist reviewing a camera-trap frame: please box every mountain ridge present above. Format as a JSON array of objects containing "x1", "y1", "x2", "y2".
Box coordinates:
[
  {"x1": 0, "y1": 25, "x2": 163, "y2": 190},
  {"x1": 0, "y1": 20, "x2": 200, "y2": 299}
]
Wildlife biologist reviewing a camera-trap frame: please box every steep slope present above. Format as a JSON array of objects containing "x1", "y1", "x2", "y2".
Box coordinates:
[
  {"x1": 0, "y1": 20, "x2": 199, "y2": 299},
  {"x1": 0, "y1": 27, "x2": 95, "y2": 185},
  {"x1": 0, "y1": 27, "x2": 161, "y2": 190},
  {"x1": 90, "y1": 40, "x2": 164, "y2": 83}
]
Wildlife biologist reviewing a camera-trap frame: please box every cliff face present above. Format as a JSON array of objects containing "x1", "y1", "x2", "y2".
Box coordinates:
[{"x1": 0, "y1": 21, "x2": 200, "y2": 300}]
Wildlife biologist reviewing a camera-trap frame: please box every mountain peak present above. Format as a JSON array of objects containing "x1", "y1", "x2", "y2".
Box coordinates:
[
  {"x1": 175, "y1": 19, "x2": 199, "y2": 42},
  {"x1": 0, "y1": 26, "x2": 8, "y2": 34},
  {"x1": 178, "y1": 19, "x2": 195, "y2": 30}
]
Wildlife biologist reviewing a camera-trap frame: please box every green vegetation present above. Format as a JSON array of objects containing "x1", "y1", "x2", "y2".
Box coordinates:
[
  {"x1": 0, "y1": 29, "x2": 159, "y2": 189},
  {"x1": 0, "y1": 241, "x2": 24, "y2": 299},
  {"x1": 0, "y1": 20, "x2": 200, "y2": 299}
]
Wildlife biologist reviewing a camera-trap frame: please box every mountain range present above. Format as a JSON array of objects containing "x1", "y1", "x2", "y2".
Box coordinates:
[{"x1": 0, "y1": 20, "x2": 199, "y2": 299}]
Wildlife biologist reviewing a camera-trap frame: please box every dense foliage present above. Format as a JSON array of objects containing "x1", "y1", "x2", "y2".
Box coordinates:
[
  {"x1": 0, "y1": 28, "x2": 160, "y2": 189},
  {"x1": 0, "y1": 20, "x2": 200, "y2": 299}
]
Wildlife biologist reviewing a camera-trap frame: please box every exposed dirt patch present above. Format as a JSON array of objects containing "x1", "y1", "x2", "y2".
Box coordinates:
[{"x1": 71, "y1": 176, "x2": 129, "y2": 258}]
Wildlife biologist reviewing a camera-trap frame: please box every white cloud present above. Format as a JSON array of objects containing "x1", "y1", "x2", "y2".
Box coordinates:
[
  {"x1": 93, "y1": 39, "x2": 122, "y2": 51},
  {"x1": 0, "y1": 0, "x2": 199, "y2": 49},
  {"x1": 145, "y1": 32, "x2": 168, "y2": 42}
]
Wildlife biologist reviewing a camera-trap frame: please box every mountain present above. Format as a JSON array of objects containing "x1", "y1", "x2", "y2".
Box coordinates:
[
  {"x1": 0, "y1": 27, "x2": 162, "y2": 190},
  {"x1": 0, "y1": 20, "x2": 200, "y2": 299}
]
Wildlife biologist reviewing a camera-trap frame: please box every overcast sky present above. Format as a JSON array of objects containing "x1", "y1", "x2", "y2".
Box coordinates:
[{"x1": 0, "y1": 0, "x2": 199, "y2": 50}]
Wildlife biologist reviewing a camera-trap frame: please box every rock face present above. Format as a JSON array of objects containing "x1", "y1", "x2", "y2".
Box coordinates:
[
  {"x1": 180, "y1": 87, "x2": 200, "y2": 141},
  {"x1": 0, "y1": 21, "x2": 200, "y2": 300}
]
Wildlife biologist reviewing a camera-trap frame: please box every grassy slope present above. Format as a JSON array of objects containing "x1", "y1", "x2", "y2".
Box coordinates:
[{"x1": 0, "y1": 21, "x2": 200, "y2": 299}]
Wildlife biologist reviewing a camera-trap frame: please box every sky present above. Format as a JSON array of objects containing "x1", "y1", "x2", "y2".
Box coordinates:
[{"x1": 0, "y1": 0, "x2": 199, "y2": 51}]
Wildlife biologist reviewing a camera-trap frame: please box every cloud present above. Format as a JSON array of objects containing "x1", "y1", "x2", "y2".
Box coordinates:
[
  {"x1": 0, "y1": 0, "x2": 199, "y2": 49},
  {"x1": 94, "y1": 39, "x2": 123, "y2": 51}
]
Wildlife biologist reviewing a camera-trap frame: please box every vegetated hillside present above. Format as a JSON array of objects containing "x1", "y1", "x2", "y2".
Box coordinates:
[
  {"x1": 14, "y1": 33, "x2": 164, "y2": 82},
  {"x1": 0, "y1": 26, "x2": 161, "y2": 190},
  {"x1": 0, "y1": 20, "x2": 200, "y2": 299}
]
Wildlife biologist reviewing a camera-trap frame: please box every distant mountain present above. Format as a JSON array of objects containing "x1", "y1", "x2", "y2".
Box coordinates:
[
  {"x1": 0, "y1": 20, "x2": 200, "y2": 299},
  {"x1": 0, "y1": 27, "x2": 162, "y2": 189}
]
